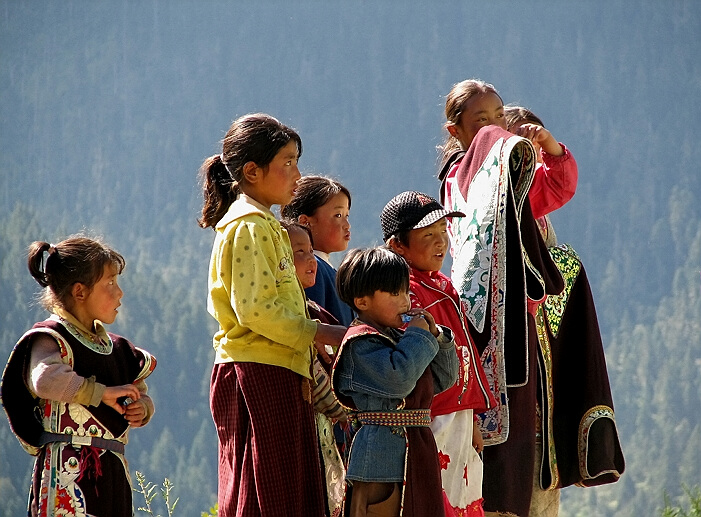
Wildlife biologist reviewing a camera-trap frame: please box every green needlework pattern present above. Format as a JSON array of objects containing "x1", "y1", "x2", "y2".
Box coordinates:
[{"x1": 543, "y1": 244, "x2": 581, "y2": 338}]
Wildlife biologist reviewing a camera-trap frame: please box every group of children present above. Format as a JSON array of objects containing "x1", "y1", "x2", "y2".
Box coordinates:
[{"x1": 2, "y1": 78, "x2": 620, "y2": 517}]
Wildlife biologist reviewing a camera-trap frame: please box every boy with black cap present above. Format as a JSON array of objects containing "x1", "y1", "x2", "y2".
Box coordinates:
[{"x1": 381, "y1": 191, "x2": 497, "y2": 517}]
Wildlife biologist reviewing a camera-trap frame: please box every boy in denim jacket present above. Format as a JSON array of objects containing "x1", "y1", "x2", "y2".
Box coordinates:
[{"x1": 331, "y1": 247, "x2": 458, "y2": 517}]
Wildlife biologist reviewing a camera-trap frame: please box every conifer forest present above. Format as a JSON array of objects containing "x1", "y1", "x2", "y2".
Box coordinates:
[{"x1": 1, "y1": 2, "x2": 700, "y2": 515}]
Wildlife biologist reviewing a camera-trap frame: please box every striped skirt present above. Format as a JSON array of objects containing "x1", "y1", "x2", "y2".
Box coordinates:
[{"x1": 210, "y1": 362, "x2": 325, "y2": 517}]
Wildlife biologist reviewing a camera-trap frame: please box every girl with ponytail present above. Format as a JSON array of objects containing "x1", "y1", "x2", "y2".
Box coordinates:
[{"x1": 198, "y1": 113, "x2": 346, "y2": 517}]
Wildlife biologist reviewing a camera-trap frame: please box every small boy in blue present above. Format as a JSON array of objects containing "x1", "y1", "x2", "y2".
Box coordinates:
[{"x1": 332, "y1": 247, "x2": 458, "y2": 517}]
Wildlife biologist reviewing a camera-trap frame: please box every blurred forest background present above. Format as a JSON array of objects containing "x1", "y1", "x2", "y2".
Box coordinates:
[{"x1": 1, "y1": 1, "x2": 700, "y2": 515}]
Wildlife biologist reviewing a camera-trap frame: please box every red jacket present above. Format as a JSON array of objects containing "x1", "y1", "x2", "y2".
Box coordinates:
[{"x1": 408, "y1": 268, "x2": 497, "y2": 418}]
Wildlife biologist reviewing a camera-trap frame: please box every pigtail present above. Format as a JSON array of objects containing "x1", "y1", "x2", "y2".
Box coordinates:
[
  {"x1": 27, "y1": 241, "x2": 52, "y2": 287},
  {"x1": 198, "y1": 154, "x2": 239, "y2": 229}
]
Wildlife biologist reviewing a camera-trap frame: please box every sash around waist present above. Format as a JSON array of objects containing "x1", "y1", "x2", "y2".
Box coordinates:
[{"x1": 351, "y1": 409, "x2": 432, "y2": 427}]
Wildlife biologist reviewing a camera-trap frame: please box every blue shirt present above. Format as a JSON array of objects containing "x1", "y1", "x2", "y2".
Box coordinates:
[{"x1": 304, "y1": 255, "x2": 354, "y2": 326}]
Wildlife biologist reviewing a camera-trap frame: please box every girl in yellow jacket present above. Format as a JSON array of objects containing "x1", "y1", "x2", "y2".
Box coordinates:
[{"x1": 198, "y1": 113, "x2": 346, "y2": 517}]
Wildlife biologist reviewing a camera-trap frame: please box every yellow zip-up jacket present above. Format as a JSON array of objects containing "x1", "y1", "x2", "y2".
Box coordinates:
[{"x1": 208, "y1": 195, "x2": 318, "y2": 378}]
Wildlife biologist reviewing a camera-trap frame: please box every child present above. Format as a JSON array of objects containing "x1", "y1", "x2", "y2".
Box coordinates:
[
  {"x1": 281, "y1": 175, "x2": 354, "y2": 326},
  {"x1": 332, "y1": 247, "x2": 459, "y2": 517},
  {"x1": 1, "y1": 236, "x2": 156, "y2": 517},
  {"x1": 381, "y1": 191, "x2": 498, "y2": 517},
  {"x1": 198, "y1": 113, "x2": 346, "y2": 517},
  {"x1": 435, "y1": 80, "x2": 594, "y2": 517},
  {"x1": 282, "y1": 219, "x2": 347, "y2": 517},
  {"x1": 504, "y1": 107, "x2": 625, "y2": 514},
  {"x1": 439, "y1": 79, "x2": 577, "y2": 229}
]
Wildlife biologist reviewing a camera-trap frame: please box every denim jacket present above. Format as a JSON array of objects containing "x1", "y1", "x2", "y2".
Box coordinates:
[{"x1": 332, "y1": 323, "x2": 458, "y2": 482}]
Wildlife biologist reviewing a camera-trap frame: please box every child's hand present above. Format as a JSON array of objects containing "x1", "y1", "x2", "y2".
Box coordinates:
[
  {"x1": 513, "y1": 123, "x2": 564, "y2": 157},
  {"x1": 405, "y1": 309, "x2": 439, "y2": 337},
  {"x1": 472, "y1": 421, "x2": 484, "y2": 454},
  {"x1": 102, "y1": 384, "x2": 140, "y2": 414},
  {"x1": 314, "y1": 323, "x2": 347, "y2": 363},
  {"x1": 124, "y1": 399, "x2": 148, "y2": 427}
]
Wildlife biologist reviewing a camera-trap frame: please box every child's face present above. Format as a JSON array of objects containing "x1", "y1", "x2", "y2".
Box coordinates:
[
  {"x1": 299, "y1": 192, "x2": 351, "y2": 254},
  {"x1": 356, "y1": 287, "x2": 411, "y2": 330},
  {"x1": 392, "y1": 218, "x2": 449, "y2": 272},
  {"x1": 74, "y1": 263, "x2": 123, "y2": 327},
  {"x1": 248, "y1": 140, "x2": 301, "y2": 208},
  {"x1": 449, "y1": 92, "x2": 506, "y2": 150},
  {"x1": 288, "y1": 225, "x2": 317, "y2": 289}
]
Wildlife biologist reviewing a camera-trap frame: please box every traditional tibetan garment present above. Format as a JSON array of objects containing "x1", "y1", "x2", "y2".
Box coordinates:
[
  {"x1": 1, "y1": 316, "x2": 156, "y2": 517},
  {"x1": 308, "y1": 300, "x2": 346, "y2": 517},
  {"x1": 440, "y1": 125, "x2": 565, "y2": 516},
  {"x1": 536, "y1": 244, "x2": 625, "y2": 490}
]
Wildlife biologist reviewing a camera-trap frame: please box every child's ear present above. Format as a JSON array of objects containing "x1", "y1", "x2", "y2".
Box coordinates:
[
  {"x1": 354, "y1": 295, "x2": 369, "y2": 312},
  {"x1": 298, "y1": 214, "x2": 311, "y2": 226},
  {"x1": 388, "y1": 237, "x2": 407, "y2": 257},
  {"x1": 71, "y1": 282, "x2": 88, "y2": 302},
  {"x1": 242, "y1": 161, "x2": 261, "y2": 183},
  {"x1": 446, "y1": 123, "x2": 459, "y2": 139}
]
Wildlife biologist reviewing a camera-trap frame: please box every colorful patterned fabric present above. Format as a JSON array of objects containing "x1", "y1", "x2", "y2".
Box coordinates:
[
  {"x1": 1, "y1": 318, "x2": 155, "y2": 517},
  {"x1": 443, "y1": 126, "x2": 540, "y2": 446},
  {"x1": 441, "y1": 126, "x2": 566, "y2": 516},
  {"x1": 537, "y1": 248, "x2": 625, "y2": 489}
]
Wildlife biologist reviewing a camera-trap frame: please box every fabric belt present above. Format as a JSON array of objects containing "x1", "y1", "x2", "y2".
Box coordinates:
[
  {"x1": 39, "y1": 432, "x2": 125, "y2": 455},
  {"x1": 352, "y1": 409, "x2": 432, "y2": 428}
]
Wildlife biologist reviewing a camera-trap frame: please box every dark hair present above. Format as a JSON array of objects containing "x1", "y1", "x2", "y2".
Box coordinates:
[
  {"x1": 27, "y1": 236, "x2": 126, "y2": 310},
  {"x1": 280, "y1": 175, "x2": 351, "y2": 220},
  {"x1": 336, "y1": 247, "x2": 409, "y2": 312},
  {"x1": 279, "y1": 218, "x2": 314, "y2": 247},
  {"x1": 504, "y1": 105, "x2": 545, "y2": 131},
  {"x1": 198, "y1": 113, "x2": 303, "y2": 229},
  {"x1": 440, "y1": 79, "x2": 502, "y2": 159}
]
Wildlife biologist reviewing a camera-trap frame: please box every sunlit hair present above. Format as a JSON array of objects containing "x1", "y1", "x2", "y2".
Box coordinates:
[
  {"x1": 440, "y1": 79, "x2": 502, "y2": 158},
  {"x1": 336, "y1": 247, "x2": 409, "y2": 312},
  {"x1": 279, "y1": 218, "x2": 315, "y2": 247},
  {"x1": 504, "y1": 105, "x2": 545, "y2": 131},
  {"x1": 280, "y1": 175, "x2": 351, "y2": 220},
  {"x1": 198, "y1": 113, "x2": 302, "y2": 229},
  {"x1": 27, "y1": 235, "x2": 125, "y2": 311}
]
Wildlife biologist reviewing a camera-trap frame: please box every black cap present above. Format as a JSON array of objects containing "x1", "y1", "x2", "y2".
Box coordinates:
[{"x1": 380, "y1": 191, "x2": 465, "y2": 241}]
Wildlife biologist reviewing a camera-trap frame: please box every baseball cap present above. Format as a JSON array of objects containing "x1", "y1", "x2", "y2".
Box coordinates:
[{"x1": 380, "y1": 191, "x2": 465, "y2": 241}]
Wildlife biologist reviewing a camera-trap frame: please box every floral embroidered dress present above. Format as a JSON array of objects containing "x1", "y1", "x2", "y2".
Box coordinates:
[{"x1": 1, "y1": 314, "x2": 156, "y2": 517}]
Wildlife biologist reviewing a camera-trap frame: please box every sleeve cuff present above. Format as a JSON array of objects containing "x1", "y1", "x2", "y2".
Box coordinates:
[
  {"x1": 436, "y1": 325, "x2": 455, "y2": 348},
  {"x1": 73, "y1": 376, "x2": 106, "y2": 406}
]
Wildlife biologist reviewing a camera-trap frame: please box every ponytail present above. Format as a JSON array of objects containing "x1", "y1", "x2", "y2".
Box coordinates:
[
  {"x1": 27, "y1": 236, "x2": 125, "y2": 310},
  {"x1": 27, "y1": 241, "x2": 54, "y2": 288},
  {"x1": 198, "y1": 154, "x2": 239, "y2": 229}
]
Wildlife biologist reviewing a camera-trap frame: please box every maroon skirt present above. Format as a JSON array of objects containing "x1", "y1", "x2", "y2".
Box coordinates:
[{"x1": 210, "y1": 362, "x2": 325, "y2": 517}]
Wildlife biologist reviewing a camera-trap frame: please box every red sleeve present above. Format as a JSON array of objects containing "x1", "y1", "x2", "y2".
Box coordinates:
[{"x1": 528, "y1": 143, "x2": 578, "y2": 219}]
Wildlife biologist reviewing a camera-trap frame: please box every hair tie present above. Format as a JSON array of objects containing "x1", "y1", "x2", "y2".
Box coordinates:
[
  {"x1": 219, "y1": 153, "x2": 234, "y2": 178},
  {"x1": 48, "y1": 244, "x2": 57, "y2": 255}
]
